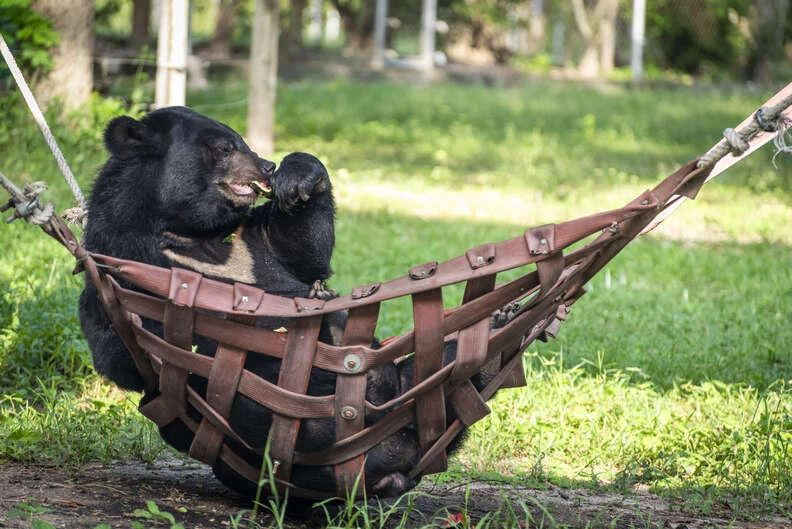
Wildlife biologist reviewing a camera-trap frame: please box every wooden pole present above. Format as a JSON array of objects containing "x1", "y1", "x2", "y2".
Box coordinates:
[
  {"x1": 371, "y1": 0, "x2": 388, "y2": 69},
  {"x1": 155, "y1": 0, "x2": 188, "y2": 107},
  {"x1": 631, "y1": 0, "x2": 646, "y2": 83},
  {"x1": 247, "y1": 0, "x2": 280, "y2": 155},
  {"x1": 420, "y1": 0, "x2": 437, "y2": 71}
]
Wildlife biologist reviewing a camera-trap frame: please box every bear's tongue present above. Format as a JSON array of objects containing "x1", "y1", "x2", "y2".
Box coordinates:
[{"x1": 229, "y1": 183, "x2": 254, "y2": 196}]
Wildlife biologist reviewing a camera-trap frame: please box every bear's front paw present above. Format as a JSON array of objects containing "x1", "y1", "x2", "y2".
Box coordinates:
[
  {"x1": 159, "y1": 230, "x2": 197, "y2": 251},
  {"x1": 270, "y1": 152, "x2": 330, "y2": 214}
]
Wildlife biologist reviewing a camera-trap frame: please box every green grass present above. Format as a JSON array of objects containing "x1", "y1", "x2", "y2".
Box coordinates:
[{"x1": 1, "y1": 75, "x2": 792, "y2": 525}]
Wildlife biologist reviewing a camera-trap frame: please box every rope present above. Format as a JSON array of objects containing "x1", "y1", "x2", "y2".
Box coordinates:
[
  {"x1": 697, "y1": 89, "x2": 792, "y2": 168},
  {"x1": 0, "y1": 32, "x2": 87, "y2": 215},
  {"x1": 0, "y1": 171, "x2": 55, "y2": 226},
  {"x1": 771, "y1": 115, "x2": 792, "y2": 168}
]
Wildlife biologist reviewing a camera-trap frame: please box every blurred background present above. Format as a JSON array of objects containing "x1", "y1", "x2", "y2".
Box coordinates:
[
  {"x1": 2, "y1": 2, "x2": 792, "y2": 521},
  {"x1": 4, "y1": 0, "x2": 792, "y2": 149}
]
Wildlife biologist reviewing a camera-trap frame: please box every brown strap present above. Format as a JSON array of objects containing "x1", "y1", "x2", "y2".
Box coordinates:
[
  {"x1": 293, "y1": 401, "x2": 415, "y2": 466},
  {"x1": 158, "y1": 269, "x2": 200, "y2": 417},
  {"x1": 131, "y1": 323, "x2": 334, "y2": 419},
  {"x1": 411, "y1": 288, "x2": 447, "y2": 474},
  {"x1": 267, "y1": 315, "x2": 323, "y2": 483},
  {"x1": 54, "y1": 153, "x2": 725, "y2": 501},
  {"x1": 333, "y1": 303, "x2": 379, "y2": 495},
  {"x1": 448, "y1": 379, "x2": 490, "y2": 427},
  {"x1": 189, "y1": 342, "x2": 248, "y2": 466},
  {"x1": 93, "y1": 271, "x2": 157, "y2": 394},
  {"x1": 449, "y1": 275, "x2": 496, "y2": 384}
]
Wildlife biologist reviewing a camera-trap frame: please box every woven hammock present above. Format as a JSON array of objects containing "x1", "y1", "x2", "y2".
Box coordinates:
[
  {"x1": 3, "y1": 82, "x2": 792, "y2": 501},
  {"x1": 15, "y1": 156, "x2": 716, "y2": 499}
]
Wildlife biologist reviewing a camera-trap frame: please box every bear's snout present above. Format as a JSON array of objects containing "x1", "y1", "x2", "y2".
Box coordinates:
[{"x1": 259, "y1": 159, "x2": 276, "y2": 174}]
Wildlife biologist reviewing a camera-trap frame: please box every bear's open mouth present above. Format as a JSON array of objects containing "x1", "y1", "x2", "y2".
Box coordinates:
[{"x1": 222, "y1": 179, "x2": 272, "y2": 203}]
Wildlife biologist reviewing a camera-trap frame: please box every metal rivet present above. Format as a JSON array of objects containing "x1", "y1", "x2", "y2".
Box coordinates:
[
  {"x1": 476, "y1": 255, "x2": 484, "y2": 265},
  {"x1": 181, "y1": 282, "x2": 189, "y2": 289},
  {"x1": 340, "y1": 406, "x2": 358, "y2": 420},
  {"x1": 539, "y1": 237, "x2": 547, "y2": 246},
  {"x1": 241, "y1": 295, "x2": 249, "y2": 303},
  {"x1": 641, "y1": 199, "x2": 649, "y2": 205},
  {"x1": 343, "y1": 353, "x2": 361, "y2": 373}
]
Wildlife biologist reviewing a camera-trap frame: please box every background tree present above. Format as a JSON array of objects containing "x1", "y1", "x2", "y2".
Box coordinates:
[
  {"x1": 443, "y1": 0, "x2": 523, "y2": 65},
  {"x1": 282, "y1": 0, "x2": 308, "y2": 54},
  {"x1": 0, "y1": 0, "x2": 59, "y2": 89},
  {"x1": 645, "y1": 0, "x2": 751, "y2": 77},
  {"x1": 748, "y1": 0, "x2": 789, "y2": 84},
  {"x1": 247, "y1": 0, "x2": 279, "y2": 154},
  {"x1": 131, "y1": 0, "x2": 152, "y2": 48},
  {"x1": 209, "y1": 0, "x2": 243, "y2": 58},
  {"x1": 330, "y1": 0, "x2": 377, "y2": 52},
  {"x1": 570, "y1": 0, "x2": 619, "y2": 78},
  {"x1": 32, "y1": 0, "x2": 93, "y2": 111}
]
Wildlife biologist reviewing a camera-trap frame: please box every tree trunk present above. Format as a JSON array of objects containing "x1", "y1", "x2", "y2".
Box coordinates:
[
  {"x1": 131, "y1": 0, "x2": 152, "y2": 48},
  {"x1": 751, "y1": 0, "x2": 789, "y2": 84},
  {"x1": 209, "y1": 0, "x2": 242, "y2": 58},
  {"x1": 526, "y1": 0, "x2": 546, "y2": 56},
  {"x1": 571, "y1": 0, "x2": 619, "y2": 79},
  {"x1": 371, "y1": 0, "x2": 388, "y2": 68},
  {"x1": 247, "y1": 0, "x2": 279, "y2": 155},
  {"x1": 420, "y1": 0, "x2": 437, "y2": 71},
  {"x1": 598, "y1": 0, "x2": 618, "y2": 75},
  {"x1": 330, "y1": 0, "x2": 376, "y2": 52},
  {"x1": 32, "y1": 0, "x2": 94, "y2": 111},
  {"x1": 283, "y1": 0, "x2": 308, "y2": 54}
]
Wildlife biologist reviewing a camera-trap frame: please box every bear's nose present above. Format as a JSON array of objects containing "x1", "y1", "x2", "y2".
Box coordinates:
[{"x1": 259, "y1": 159, "x2": 276, "y2": 174}]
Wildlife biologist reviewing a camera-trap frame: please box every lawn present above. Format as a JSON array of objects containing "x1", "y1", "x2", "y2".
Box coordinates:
[{"x1": 1, "y1": 74, "x2": 791, "y2": 525}]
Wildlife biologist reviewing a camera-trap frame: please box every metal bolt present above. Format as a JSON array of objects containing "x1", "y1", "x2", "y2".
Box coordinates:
[
  {"x1": 641, "y1": 199, "x2": 649, "y2": 205},
  {"x1": 181, "y1": 282, "x2": 188, "y2": 289},
  {"x1": 343, "y1": 354, "x2": 362, "y2": 372},
  {"x1": 241, "y1": 295, "x2": 249, "y2": 303},
  {"x1": 539, "y1": 237, "x2": 547, "y2": 246},
  {"x1": 340, "y1": 406, "x2": 358, "y2": 420}
]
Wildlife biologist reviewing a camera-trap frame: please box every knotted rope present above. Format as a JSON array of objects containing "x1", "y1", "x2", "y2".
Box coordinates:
[
  {"x1": 771, "y1": 114, "x2": 792, "y2": 168},
  {"x1": 0, "y1": 172, "x2": 55, "y2": 226},
  {"x1": 0, "y1": 32, "x2": 87, "y2": 219},
  {"x1": 698, "y1": 92, "x2": 792, "y2": 168}
]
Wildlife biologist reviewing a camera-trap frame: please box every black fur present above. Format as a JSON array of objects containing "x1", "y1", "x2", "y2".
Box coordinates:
[
  {"x1": 79, "y1": 107, "x2": 502, "y2": 502},
  {"x1": 80, "y1": 106, "x2": 277, "y2": 391},
  {"x1": 79, "y1": 108, "x2": 421, "y2": 499}
]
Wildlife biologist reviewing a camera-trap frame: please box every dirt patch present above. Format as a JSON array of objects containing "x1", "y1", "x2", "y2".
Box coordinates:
[{"x1": 0, "y1": 459, "x2": 788, "y2": 529}]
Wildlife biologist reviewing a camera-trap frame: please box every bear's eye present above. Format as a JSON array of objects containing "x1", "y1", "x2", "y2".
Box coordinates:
[{"x1": 219, "y1": 142, "x2": 234, "y2": 154}]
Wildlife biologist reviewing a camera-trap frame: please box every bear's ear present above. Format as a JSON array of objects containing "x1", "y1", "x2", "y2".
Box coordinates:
[{"x1": 104, "y1": 116, "x2": 161, "y2": 157}]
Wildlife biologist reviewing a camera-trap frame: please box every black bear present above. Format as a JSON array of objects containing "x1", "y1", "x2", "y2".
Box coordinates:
[
  {"x1": 80, "y1": 106, "x2": 277, "y2": 391},
  {"x1": 79, "y1": 107, "x2": 419, "y2": 499}
]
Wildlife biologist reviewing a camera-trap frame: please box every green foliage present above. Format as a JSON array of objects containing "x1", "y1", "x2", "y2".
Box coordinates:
[
  {"x1": 0, "y1": 0, "x2": 59, "y2": 80},
  {"x1": 461, "y1": 353, "x2": 792, "y2": 516},
  {"x1": 5, "y1": 502, "x2": 56, "y2": 529},
  {"x1": 450, "y1": 0, "x2": 522, "y2": 28},
  {"x1": 133, "y1": 501, "x2": 186, "y2": 529},
  {"x1": 644, "y1": 0, "x2": 753, "y2": 77},
  {"x1": 2, "y1": 76, "x2": 792, "y2": 523}
]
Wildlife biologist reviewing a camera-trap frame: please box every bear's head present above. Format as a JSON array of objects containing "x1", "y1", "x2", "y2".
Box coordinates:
[{"x1": 100, "y1": 106, "x2": 275, "y2": 235}]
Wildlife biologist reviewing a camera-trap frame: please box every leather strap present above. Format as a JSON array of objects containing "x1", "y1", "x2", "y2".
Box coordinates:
[
  {"x1": 333, "y1": 303, "x2": 379, "y2": 495},
  {"x1": 267, "y1": 315, "x2": 323, "y2": 484},
  {"x1": 411, "y1": 288, "x2": 447, "y2": 474},
  {"x1": 44, "y1": 155, "x2": 723, "y2": 500}
]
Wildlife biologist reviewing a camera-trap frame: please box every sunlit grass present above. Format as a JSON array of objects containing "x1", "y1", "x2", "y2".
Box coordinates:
[{"x1": 1, "y1": 75, "x2": 792, "y2": 522}]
